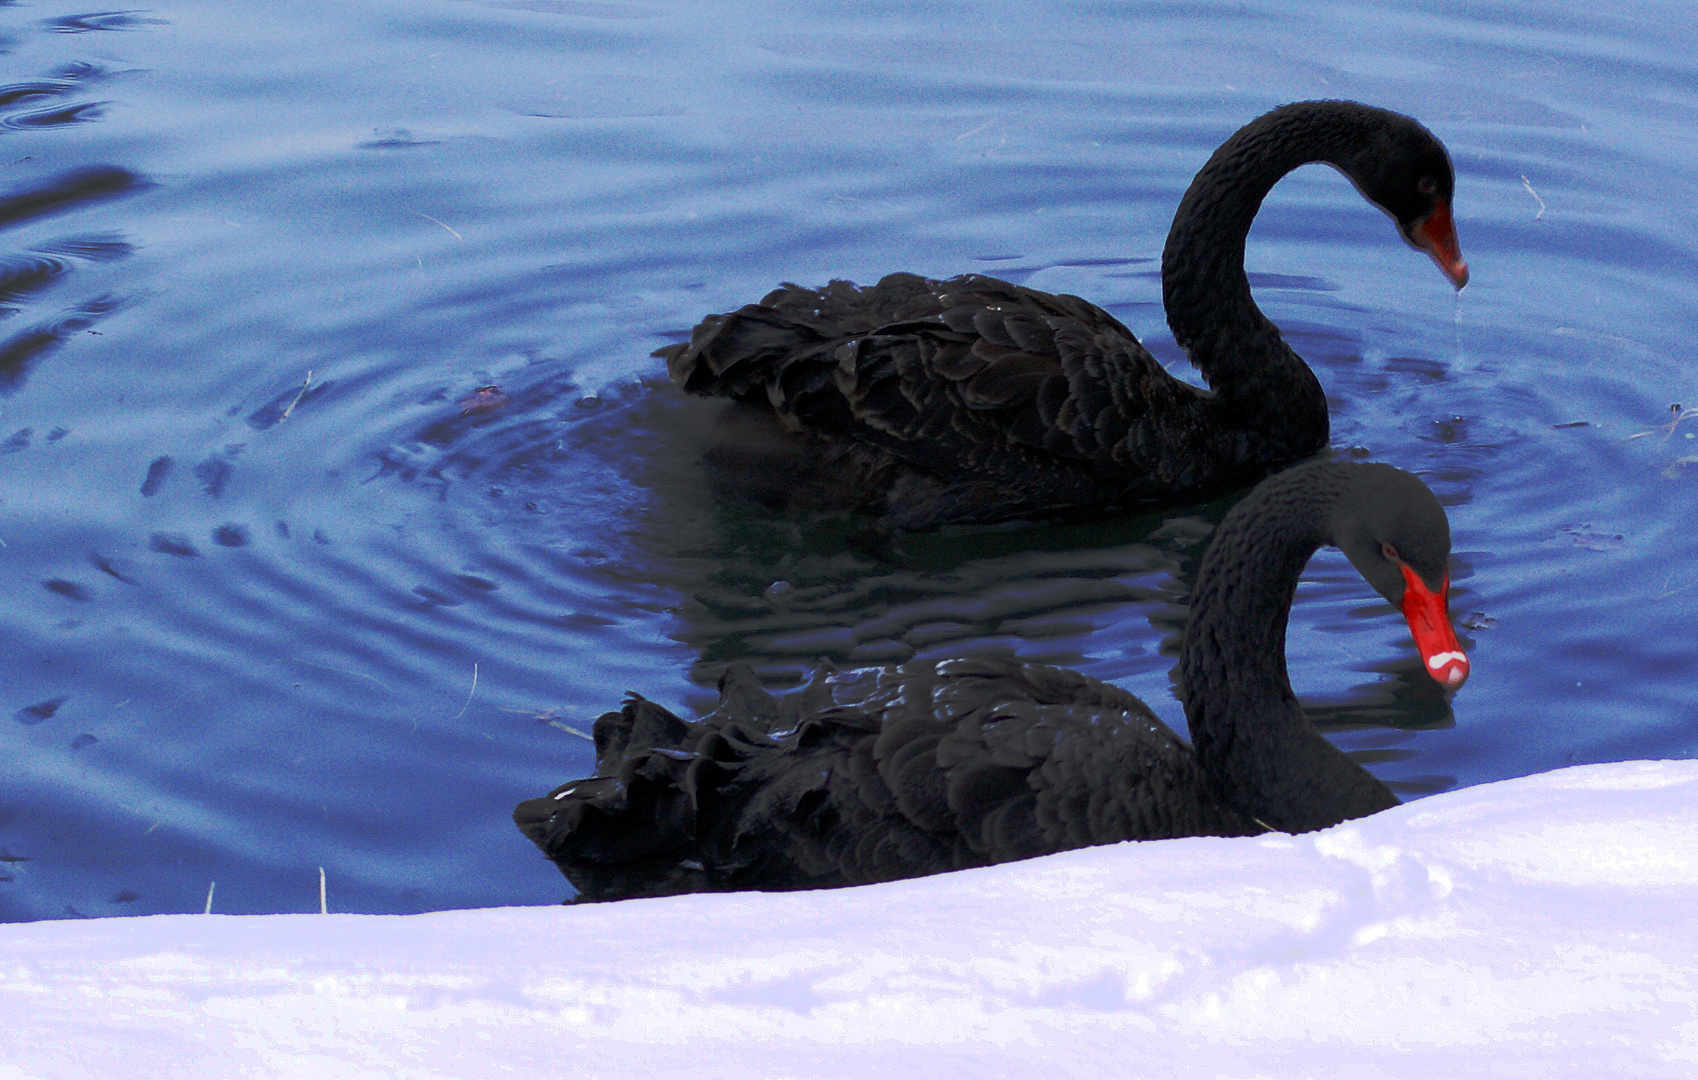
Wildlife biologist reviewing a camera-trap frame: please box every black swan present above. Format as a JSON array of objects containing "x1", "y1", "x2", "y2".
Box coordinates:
[
  {"x1": 515, "y1": 460, "x2": 1471, "y2": 901},
  {"x1": 656, "y1": 100, "x2": 1469, "y2": 530}
]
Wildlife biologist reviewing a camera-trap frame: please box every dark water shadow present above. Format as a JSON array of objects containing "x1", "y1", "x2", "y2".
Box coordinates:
[
  {"x1": 0, "y1": 293, "x2": 125, "y2": 395},
  {"x1": 0, "y1": 167, "x2": 147, "y2": 393},
  {"x1": 0, "y1": 166, "x2": 150, "y2": 232}
]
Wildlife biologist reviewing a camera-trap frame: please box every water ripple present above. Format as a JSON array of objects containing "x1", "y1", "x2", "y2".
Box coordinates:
[
  {"x1": 43, "y1": 11, "x2": 167, "y2": 34},
  {"x1": 0, "y1": 167, "x2": 151, "y2": 232}
]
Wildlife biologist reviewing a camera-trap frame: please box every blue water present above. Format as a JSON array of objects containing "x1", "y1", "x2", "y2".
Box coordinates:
[{"x1": 1, "y1": 0, "x2": 1694, "y2": 920}]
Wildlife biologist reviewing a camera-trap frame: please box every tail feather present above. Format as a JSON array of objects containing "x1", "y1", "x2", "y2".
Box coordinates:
[{"x1": 591, "y1": 694, "x2": 693, "y2": 773}]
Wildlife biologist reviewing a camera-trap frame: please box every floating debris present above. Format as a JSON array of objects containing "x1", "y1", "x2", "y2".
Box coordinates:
[
  {"x1": 1562, "y1": 526, "x2": 1625, "y2": 552},
  {"x1": 458, "y1": 384, "x2": 508, "y2": 415},
  {"x1": 1662, "y1": 456, "x2": 1698, "y2": 481}
]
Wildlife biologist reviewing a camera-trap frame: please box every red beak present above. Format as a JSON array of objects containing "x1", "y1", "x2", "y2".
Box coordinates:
[
  {"x1": 1409, "y1": 201, "x2": 1469, "y2": 289},
  {"x1": 1399, "y1": 564, "x2": 1469, "y2": 689}
]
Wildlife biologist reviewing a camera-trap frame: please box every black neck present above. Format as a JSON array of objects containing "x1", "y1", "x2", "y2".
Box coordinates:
[
  {"x1": 1179, "y1": 462, "x2": 1399, "y2": 832},
  {"x1": 1160, "y1": 103, "x2": 1392, "y2": 452}
]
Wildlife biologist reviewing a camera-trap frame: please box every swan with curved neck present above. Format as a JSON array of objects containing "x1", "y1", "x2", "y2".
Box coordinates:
[
  {"x1": 658, "y1": 101, "x2": 1467, "y2": 529},
  {"x1": 515, "y1": 460, "x2": 1470, "y2": 901}
]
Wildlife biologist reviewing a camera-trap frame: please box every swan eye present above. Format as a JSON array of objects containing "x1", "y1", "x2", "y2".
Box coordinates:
[
  {"x1": 1380, "y1": 541, "x2": 1402, "y2": 562},
  {"x1": 1417, "y1": 176, "x2": 1437, "y2": 196}
]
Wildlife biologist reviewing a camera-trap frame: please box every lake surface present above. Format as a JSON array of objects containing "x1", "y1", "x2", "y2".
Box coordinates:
[{"x1": 0, "y1": 0, "x2": 1694, "y2": 920}]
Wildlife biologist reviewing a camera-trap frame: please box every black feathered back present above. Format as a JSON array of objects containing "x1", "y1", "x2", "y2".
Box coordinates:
[{"x1": 517, "y1": 658, "x2": 1255, "y2": 900}]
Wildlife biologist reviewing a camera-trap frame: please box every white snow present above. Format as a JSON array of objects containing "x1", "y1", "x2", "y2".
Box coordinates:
[{"x1": 2, "y1": 760, "x2": 1695, "y2": 1079}]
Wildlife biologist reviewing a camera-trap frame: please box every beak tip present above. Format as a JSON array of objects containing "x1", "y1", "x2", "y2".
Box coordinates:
[
  {"x1": 1411, "y1": 203, "x2": 1468, "y2": 290},
  {"x1": 1431, "y1": 653, "x2": 1470, "y2": 689}
]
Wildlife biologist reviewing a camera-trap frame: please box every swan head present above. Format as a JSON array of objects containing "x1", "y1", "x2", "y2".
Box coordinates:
[
  {"x1": 1333, "y1": 465, "x2": 1470, "y2": 689},
  {"x1": 1337, "y1": 111, "x2": 1470, "y2": 289}
]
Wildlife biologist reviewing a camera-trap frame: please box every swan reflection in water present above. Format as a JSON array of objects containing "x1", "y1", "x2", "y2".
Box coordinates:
[{"x1": 515, "y1": 460, "x2": 1470, "y2": 902}]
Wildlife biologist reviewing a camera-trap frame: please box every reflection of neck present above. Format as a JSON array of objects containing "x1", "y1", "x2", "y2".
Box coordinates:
[{"x1": 1179, "y1": 463, "x2": 1399, "y2": 833}]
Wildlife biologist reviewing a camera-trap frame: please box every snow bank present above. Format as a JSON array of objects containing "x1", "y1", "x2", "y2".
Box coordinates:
[{"x1": 2, "y1": 761, "x2": 1695, "y2": 1079}]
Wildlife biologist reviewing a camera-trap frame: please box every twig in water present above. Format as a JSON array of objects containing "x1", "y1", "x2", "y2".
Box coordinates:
[
  {"x1": 318, "y1": 866, "x2": 328, "y2": 915},
  {"x1": 502, "y1": 706, "x2": 596, "y2": 742},
  {"x1": 203, "y1": 881, "x2": 215, "y2": 915},
  {"x1": 407, "y1": 209, "x2": 463, "y2": 240},
  {"x1": 452, "y1": 661, "x2": 479, "y2": 720},
  {"x1": 544, "y1": 718, "x2": 595, "y2": 742},
  {"x1": 291, "y1": 657, "x2": 391, "y2": 695},
  {"x1": 1623, "y1": 403, "x2": 1695, "y2": 442},
  {"x1": 1520, "y1": 175, "x2": 1546, "y2": 219},
  {"x1": 278, "y1": 370, "x2": 313, "y2": 423}
]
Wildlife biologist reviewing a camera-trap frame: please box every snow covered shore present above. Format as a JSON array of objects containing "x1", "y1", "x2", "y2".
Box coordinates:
[{"x1": 2, "y1": 760, "x2": 1694, "y2": 1079}]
